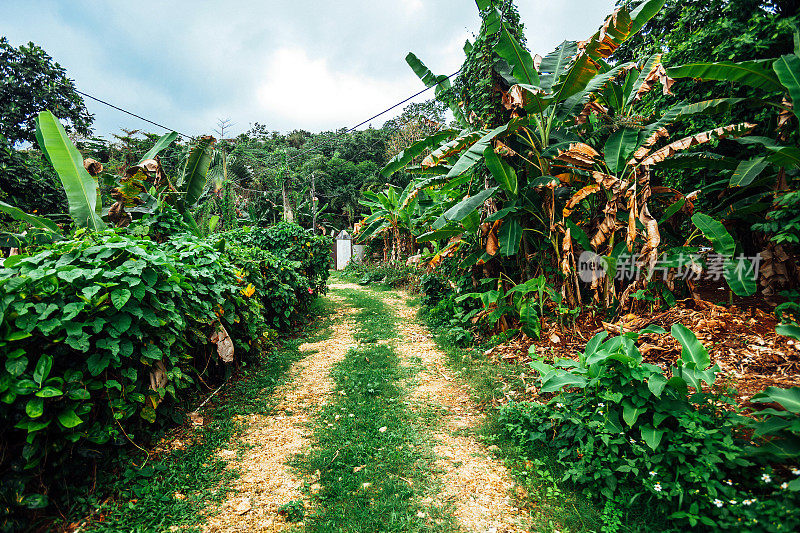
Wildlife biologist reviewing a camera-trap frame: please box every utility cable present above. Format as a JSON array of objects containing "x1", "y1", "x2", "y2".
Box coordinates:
[{"x1": 75, "y1": 89, "x2": 191, "y2": 139}]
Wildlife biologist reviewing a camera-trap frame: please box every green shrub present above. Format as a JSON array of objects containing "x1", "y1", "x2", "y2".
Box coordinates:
[
  {"x1": 222, "y1": 240, "x2": 309, "y2": 331},
  {"x1": 0, "y1": 230, "x2": 265, "y2": 523},
  {"x1": 343, "y1": 259, "x2": 420, "y2": 289},
  {"x1": 498, "y1": 326, "x2": 800, "y2": 531},
  {"x1": 222, "y1": 223, "x2": 330, "y2": 293}
]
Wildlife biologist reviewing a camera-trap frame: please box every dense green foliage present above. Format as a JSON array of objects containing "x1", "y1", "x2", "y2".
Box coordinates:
[
  {"x1": 499, "y1": 327, "x2": 800, "y2": 531},
  {"x1": 0, "y1": 221, "x2": 326, "y2": 528}
]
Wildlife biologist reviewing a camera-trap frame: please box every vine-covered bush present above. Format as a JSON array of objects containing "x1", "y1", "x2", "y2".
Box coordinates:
[{"x1": 0, "y1": 225, "x2": 320, "y2": 523}]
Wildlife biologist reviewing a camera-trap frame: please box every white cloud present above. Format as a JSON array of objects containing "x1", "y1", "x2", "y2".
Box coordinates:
[{"x1": 256, "y1": 47, "x2": 424, "y2": 130}]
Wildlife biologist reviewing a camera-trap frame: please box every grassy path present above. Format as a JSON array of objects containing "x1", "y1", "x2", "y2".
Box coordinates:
[{"x1": 81, "y1": 281, "x2": 528, "y2": 532}]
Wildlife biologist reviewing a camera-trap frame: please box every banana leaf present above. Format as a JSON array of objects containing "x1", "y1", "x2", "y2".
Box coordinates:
[{"x1": 34, "y1": 111, "x2": 105, "y2": 231}]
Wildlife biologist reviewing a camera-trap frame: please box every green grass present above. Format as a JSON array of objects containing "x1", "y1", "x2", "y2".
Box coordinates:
[
  {"x1": 295, "y1": 287, "x2": 458, "y2": 533},
  {"x1": 66, "y1": 297, "x2": 337, "y2": 533}
]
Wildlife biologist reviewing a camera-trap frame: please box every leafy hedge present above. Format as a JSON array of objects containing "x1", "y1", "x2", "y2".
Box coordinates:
[
  {"x1": 0, "y1": 222, "x2": 329, "y2": 525},
  {"x1": 223, "y1": 222, "x2": 331, "y2": 294}
]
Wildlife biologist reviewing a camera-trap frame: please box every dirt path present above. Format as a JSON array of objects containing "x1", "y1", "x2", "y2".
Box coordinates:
[
  {"x1": 202, "y1": 294, "x2": 354, "y2": 532},
  {"x1": 380, "y1": 290, "x2": 527, "y2": 533},
  {"x1": 201, "y1": 283, "x2": 524, "y2": 532}
]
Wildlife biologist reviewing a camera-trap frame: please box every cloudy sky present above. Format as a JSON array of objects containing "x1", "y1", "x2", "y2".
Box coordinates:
[{"x1": 1, "y1": 0, "x2": 616, "y2": 139}]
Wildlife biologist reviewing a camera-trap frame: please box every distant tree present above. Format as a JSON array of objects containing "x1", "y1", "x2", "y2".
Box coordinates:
[{"x1": 0, "y1": 37, "x2": 93, "y2": 145}]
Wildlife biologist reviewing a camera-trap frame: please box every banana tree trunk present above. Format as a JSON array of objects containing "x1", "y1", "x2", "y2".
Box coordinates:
[{"x1": 282, "y1": 180, "x2": 295, "y2": 223}]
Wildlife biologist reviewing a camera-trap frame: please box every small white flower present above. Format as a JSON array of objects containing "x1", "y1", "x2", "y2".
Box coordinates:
[
  {"x1": 598, "y1": 403, "x2": 605, "y2": 408},
  {"x1": 742, "y1": 499, "x2": 752, "y2": 506},
  {"x1": 729, "y1": 500, "x2": 737, "y2": 505},
  {"x1": 792, "y1": 468, "x2": 800, "y2": 476},
  {"x1": 653, "y1": 482, "x2": 662, "y2": 492},
  {"x1": 379, "y1": 426, "x2": 387, "y2": 433},
  {"x1": 349, "y1": 413, "x2": 355, "y2": 417},
  {"x1": 713, "y1": 499, "x2": 724, "y2": 508},
  {"x1": 761, "y1": 473, "x2": 772, "y2": 483},
  {"x1": 725, "y1": 479, "x2": 733, "y2": 486},
  {"x1": 649, "y1": 471, "x2": 657, "y2": 477},
  {"x1": 555, "y1": 403, "x2": 564, "y2": 409},
  {"x1": 361, "y1": 482, "x2": 371, "y2": 489},
  {"x1": 335, "y1": 414, "x2": 341, "y2": 420},
  {"x1": 629, "y1": 438, "x2": 636, "y2": 444},
  {"x1": 782, "y1": 482, "x2": 789, "y2": 490},
  {"x1": 416, "y1": 511, "x2": 426, "y2": 518}
]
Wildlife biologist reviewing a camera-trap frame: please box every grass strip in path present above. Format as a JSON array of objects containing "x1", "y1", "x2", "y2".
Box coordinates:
[
  {"x1": 76, "y1": 298, "x2": 334, "y2": 533},
  {"x1": 296, "y1": 287, "x2": 458, "y2": 533}
]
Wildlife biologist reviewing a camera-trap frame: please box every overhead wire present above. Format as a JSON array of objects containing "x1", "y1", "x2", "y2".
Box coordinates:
[{"x1": 75, "y1": 89, "x2": 191, "y2": 139}]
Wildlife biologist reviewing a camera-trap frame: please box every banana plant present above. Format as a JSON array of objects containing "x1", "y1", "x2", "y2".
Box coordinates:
[
  {"x1": 666, "y1": 26, "x2": 800, "y2": 182},
  {"x1": 0, "y1": 112, "x2": 213, "y2": 242},
  {"x1": 357, "y1": 180, "x2": 422, "y2": 261}
]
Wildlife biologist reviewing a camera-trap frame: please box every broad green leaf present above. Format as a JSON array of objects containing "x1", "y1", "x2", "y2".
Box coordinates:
[
  {"x1": 33, "y1": 355, "x2": 53, "y2": 386},
  {"x1": 34, "y1": 111, "x2": 105, "y2": 231},
  {"x1": 180, "y1": 137, "x2": 214, "y2": 206},
  {"x1": 6, "y1": 356, "x2": 28, "y2": 377},
  {"x1": 86, "y1": 352, "x2": 111, "y2": 376},
  {"x1": 679, "y1": 98, "x2": 751, "y2": 119},
  {"x1": 539, "y1": 40, "x2": 577, "y2": 91},
  {"x1": 604, "y1": 127, "x2": 640, "y2": 172},
  {"x1": 20, "y1": 494, "x2": 49, "y2": 509},
  {"x1": 648, "y1": 374, "x2": 668, "y2": 398},
  {"x1": 381, "y1": 131, "x2": 455, "y2": 177},
  {"x1": 498, "y1": 218, "x2": 522, "y2": 256},
  {"x1": 640, "y1": 425, "x2": 666, "y2": 450},
  {"x1": 667, "y1": 60, "x2": 783, "y2": 92},
  {"x1": 436, "y1": 188, "x2": 497, "y2": 228},
  {"x1": 541, "y1": 372, "x2": 587, "y2": 393},
  {"x1": 138, "y1": 131, "x2": 179, "y2": 164},
  {"x1": 777, "y1": 324, "x2": 800, "y2": 340},
  {"x1": 623, "y1": 401, "x2": 646, "y2": 426},
  {"x1": 751, "y1": 386, "x2": 800, "y2": 414},
  {"x1": 723, "y1": 257, "x2": 757, "y2": 297},
  {"x1": 628, "y1": 0, "x2": 667, "y2": 34},
  {"x1": 483, "y1": 146, "x2": 518, "y2": 196},
  {"x1": 553, "y1": 54, "x2": 600, "y2": 102},
  {"x1": 671, "y1": 323, "x2": 710, "y2": 370},
  {"x1": 446, "y1": 120, "x2": 526, "y2": 178},
  {"x1": 26, "y1": 397, "x2": 44, "y2": 418},
  {"x1": 691, "y1": 213, "x2": 735, "y2": 257},
  {"x1": 774, "y1": 54, "x2": 800, "y2": 126},
  {"x1": 584, "y1": 332, "x2": 608, "y2": 361},
  {"x1": 35, "y1": 386, "x2": 63, "y2": 398},
  {"x1": 496, "y1": 25, "x2": 539, "y2": 86},
  {"x1": 111, "y1": 288, "x2": 132, "y2": 310},
  {"x1": 0, "y1": 200, "x2": 61, "y2": 234},
  {"x1": 730, "y1": 157, "x2": 768, "y2": 187},
  {"x1": 57, "y1": 408, "x2": 83, "y2": 428}
]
